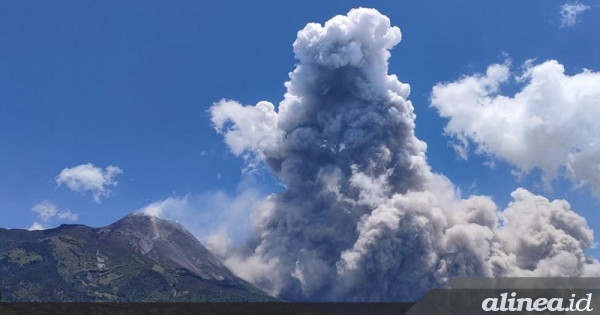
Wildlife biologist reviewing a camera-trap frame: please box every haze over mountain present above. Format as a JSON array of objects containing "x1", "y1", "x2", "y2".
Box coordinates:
[{"x1": 0, "y1": 213, "x2": 276, "y2": 302}]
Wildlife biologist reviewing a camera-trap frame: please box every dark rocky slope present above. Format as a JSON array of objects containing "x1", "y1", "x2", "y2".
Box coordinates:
[{"x1": 0, "y1": 213, "x2": 277, "y2": 302}]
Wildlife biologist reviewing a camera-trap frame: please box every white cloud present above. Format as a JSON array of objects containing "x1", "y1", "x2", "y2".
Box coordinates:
[
  {"x1": 139, "y1": 196, "x2": 189, "y2": 218},
  {"x1": 56, "y1": 163, "x2": 123, "y2": 203},
  {"x1": 560, "y1": 2, "x2": 591, "y2": 27},
  {"x1": 29, "y1": 200, "x2": 78, "y2": 230},
  {"x1": 431, "y1": 59, "x2": 600, "y2": 196},
  {"x1": 32, "y1": 200, "x2": 60, "y2": 221},
  {"x1": 28, "y1": 222, "x2": 47, "y2": 231},
  {"x1": 56, "y1": 209, "x2": 79, "y2": 221},
  {"x1": 211, "y1": 100, "x2": 281, "y2": 173}
]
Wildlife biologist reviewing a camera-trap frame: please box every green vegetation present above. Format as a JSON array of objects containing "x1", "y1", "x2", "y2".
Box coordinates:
[
  {"x1": 0, "y1": 222, "x2": 277, "y2": 302},
  {"x1": 2, "y1": 248, "x2": 43, "y2": 266}
]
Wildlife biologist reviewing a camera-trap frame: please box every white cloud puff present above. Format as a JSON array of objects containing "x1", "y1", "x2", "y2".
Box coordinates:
[
  {"x1": 28, "y1": 200, "x2": 78, "y2": 230},
  {"x1": 431, "y1": 59, "x2": 600, "y2": 196},
  {"x1": 560, "y1": 2, "x2": 591, "y2": 27},
  {"x1": 28, "y1": 222, "x2": 47, "y2": 231},
  {"x1": 56, "y1": 163, "x2": 123, "y2": 202}
]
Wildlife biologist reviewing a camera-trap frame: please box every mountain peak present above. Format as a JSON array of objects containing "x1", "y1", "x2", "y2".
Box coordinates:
[
  {"x1": 101, "y1": 213, "x2": 235, "y2": 282},
  {"x1": 115, "y1": 212, "x2": 188, "y2": 237}
]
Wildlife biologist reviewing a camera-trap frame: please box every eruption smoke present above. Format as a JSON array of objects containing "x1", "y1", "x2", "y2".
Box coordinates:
[{"x1": 209, "y1": 8, "x2": 600, "y2": 301}]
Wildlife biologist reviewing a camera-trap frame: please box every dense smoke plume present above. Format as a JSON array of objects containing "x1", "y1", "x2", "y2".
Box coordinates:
[{"x1": 209, "y1": 8, "x2": 600, "y2": 301}]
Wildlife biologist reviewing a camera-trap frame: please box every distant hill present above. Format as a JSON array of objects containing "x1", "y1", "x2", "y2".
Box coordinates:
[{"x1": 0, "y1": 213, "x2": 277, "y2": 302}]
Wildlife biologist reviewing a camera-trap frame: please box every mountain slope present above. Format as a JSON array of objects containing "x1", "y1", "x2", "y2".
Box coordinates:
[{"x1": 0, "y1": 213, "x2": 277, "y2": 302}]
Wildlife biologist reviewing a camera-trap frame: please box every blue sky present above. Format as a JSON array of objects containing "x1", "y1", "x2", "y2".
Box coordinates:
[{"x1": 2, "y1": 0, "x2": 600, "y2": 257}]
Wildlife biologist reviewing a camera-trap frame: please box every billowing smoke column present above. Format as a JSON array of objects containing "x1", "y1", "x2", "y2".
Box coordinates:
[{"x1": 209, "y1": 8, "x2": 600, "y2": 301}]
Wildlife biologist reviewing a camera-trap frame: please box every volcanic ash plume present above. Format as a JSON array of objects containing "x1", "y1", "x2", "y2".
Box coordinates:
[{"x1": 209, "y1": 8, "x2": 600, "y2": 301}]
